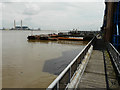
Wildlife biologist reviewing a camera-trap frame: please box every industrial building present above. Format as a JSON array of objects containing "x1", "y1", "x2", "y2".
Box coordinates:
[
  {"x1": 12, "y1": 20, "x2": 30, "y2": 30},
  {"x1": 102, "y1": 1, "x2": 120, "y2": 52}
]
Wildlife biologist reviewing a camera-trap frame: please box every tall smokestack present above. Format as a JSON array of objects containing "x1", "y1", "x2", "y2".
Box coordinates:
[
  {"x1": 21, "y1": 20, "x2": 22, "y2": 29},
  {"x1": 14, "y1": 20, "x2": 16, "y2": 29}
]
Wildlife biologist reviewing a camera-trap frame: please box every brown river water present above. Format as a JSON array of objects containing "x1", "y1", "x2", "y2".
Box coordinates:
[{"x1": 2, "y1": 30, "x2": 87, "y2": 88}]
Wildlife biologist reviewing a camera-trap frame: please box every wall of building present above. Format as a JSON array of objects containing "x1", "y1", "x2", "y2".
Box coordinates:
[{"x1": 103, "y1": 2, "x2": 114, "y2": 42}]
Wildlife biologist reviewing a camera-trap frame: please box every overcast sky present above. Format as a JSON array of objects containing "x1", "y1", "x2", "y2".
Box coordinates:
[{"x1": 1, "y1": 0, "x2": 105, "y2": 30}]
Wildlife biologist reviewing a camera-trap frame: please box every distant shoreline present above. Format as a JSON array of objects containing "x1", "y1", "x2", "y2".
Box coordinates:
[{"x1": 0, "y1": 29, "x2": 70, "y2": 32}]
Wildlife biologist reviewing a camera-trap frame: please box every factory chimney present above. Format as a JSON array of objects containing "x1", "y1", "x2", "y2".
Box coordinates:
[
  {"x1": 21, "y1": 20, "x2": 22, "y2": 29},
  {"x1": 14, "y1": 20, "x2": 16, "y2": 29}
]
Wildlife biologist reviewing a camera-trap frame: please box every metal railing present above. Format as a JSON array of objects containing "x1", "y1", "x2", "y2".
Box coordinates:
[
  {"x1": 107, "y1": 43, "x2": 120, "y2": 83},
  {"x1": 47, "y1": 37, "x2": 96, "y2": 90}
]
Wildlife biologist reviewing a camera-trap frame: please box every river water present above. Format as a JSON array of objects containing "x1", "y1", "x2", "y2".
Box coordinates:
[{"x1": 2, "y1": 30, "x2": 87, "y2": 88}]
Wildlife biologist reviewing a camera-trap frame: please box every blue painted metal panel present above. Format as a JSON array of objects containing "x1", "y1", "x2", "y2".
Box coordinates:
[
  {"x1": 113, "y1": 2, "x2": 120, "y2": 50},
  {"x1": 116, "y1": 2, "x2": 120, "y2": 35}
]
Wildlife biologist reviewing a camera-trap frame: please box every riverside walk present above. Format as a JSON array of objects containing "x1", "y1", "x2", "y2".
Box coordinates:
[
  {"x1": 47, "y1": 1, "x2": 120, "y2": 90},
  {"x1": 47, "y1": 38, "x2": 120, "y2": 90},
  {"x1": 77, "y1": 39, "x2": 119, "y2": 89}
]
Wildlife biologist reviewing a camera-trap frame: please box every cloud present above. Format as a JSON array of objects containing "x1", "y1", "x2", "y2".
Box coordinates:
[
  {"x1": 0, "y1": 3, "x2": 2, "y2": 27},
  {"x1": 1, "y1": 2, "x2": 105, "y2": 30},
  {"x1": 23, "y1": 3, "x2": 41, "y2": 15},
  {"x1": 2, "y1": 0, "x2": 105, "y2": 3}
]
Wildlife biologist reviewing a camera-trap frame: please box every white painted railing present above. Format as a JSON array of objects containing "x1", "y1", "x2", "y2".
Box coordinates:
[{"x1": 47, "y1": 37, "x2": 96, "y2": 90}]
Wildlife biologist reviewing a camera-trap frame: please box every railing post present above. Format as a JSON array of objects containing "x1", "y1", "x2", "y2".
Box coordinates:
[
  {"x1": 57, "y1": 82, "x2": 59, "y2": 90},
  {"x1": 69, "y1": 67, "x2": 71, "y2": 83},
  {"x1": 118, "y1": 55, "x2": 120, "y2": 68},
  {"x1": 117, "y1": 53, "x2": 119, "y2": 65},
  {"x1": 76, "y1": 59, "x2": 78, "y2": 69},
  {"x1": 118, "y1": 54, "x2": 120, "y2": 85}
]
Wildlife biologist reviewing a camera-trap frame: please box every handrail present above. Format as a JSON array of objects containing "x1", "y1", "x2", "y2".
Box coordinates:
[
  {"x1": 47, "y1": 37, "x2": 96, "y2": 90},
  {"x1": 107, "y1": 43, "x2": 120, "y2": 75}
]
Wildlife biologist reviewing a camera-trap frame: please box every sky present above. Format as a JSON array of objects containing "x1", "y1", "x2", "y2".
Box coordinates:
[{"x1": 0, "y1": 0, "x2": 105, "y2": 30}]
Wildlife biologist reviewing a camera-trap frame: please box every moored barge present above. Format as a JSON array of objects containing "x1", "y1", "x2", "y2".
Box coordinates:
[{"x1": 27, "y1": 35, "x2": 84, "y2": 41}]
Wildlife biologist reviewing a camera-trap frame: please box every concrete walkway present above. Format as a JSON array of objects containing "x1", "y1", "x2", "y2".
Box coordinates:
[{"x1": 77, "y1": 50, "x2": 106, "y2": 88}]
